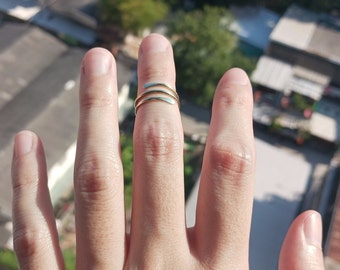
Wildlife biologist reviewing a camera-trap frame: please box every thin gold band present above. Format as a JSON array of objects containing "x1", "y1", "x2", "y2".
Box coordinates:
[
  {"x1": 143, "y1": 82, "x2": 179, "y2": 100},
  {"x1": 134, "y1": 82, "x2": 180, "y2": 114}
]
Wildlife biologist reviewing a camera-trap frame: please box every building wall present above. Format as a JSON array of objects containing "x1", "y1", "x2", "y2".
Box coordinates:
[{"x1": 267, "y1": 42, "x2": 300, "y2": 64}]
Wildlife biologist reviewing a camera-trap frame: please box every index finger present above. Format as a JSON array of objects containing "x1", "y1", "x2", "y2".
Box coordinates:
[
  {"x1": 74, "y1": 48, "x2": 125, "y2": 269},
  {"x1": 194, "y1": 68, "x2": 255, "y2": 268}
]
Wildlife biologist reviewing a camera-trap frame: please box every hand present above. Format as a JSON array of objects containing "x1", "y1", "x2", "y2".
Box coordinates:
[{"x1": 11, "y1": 34, "x2": 324, "y2": 269}]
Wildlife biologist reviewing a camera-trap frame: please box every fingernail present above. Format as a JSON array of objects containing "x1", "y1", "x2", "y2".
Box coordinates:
[
  {"x1": 140, "y1": 34, "x2": 169, "y2": 54},
  {"x1": 82, "y1": 49, "x2": 112, "y2": 76},
  {"x1": 15, "y1": 131, "x2": 33, "y2": 157},
  {"x1": 303, "y1": 212, "x2": 322, "y2": 248},
  {"x1": 226, "y1": 68, "x2": 250, "y2": 85}
]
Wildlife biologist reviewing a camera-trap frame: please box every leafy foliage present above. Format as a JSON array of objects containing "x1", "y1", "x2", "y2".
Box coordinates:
[
  {"x1": 167, "y1": 6, "x2": 256, "y2": 108},
  {"x1": 0, "y1": 249, "x2": 18, "y2": 270},
  {"x1": 120, "y1": 133, "x2": 134, "y2": 208},
  {"x1": 63, "y1": 248, "x2": 76, "y2": 269},
  {"x1": 99, "y1": 0, "x2": 169, "y2": 34},
  {"x1": 291, "y1": 93, "x2": 314, "y2": 112},
  {"x1": 0, "y1": 247, "x2": 77, "y2": 270}
]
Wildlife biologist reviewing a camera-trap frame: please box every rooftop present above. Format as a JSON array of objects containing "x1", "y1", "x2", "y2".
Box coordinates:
[
  {"x1": 310, "y1": 99, "x2": 340, "y2": 143},
  {"x1": 251, "y1": 55, "x2": 292, "y2": 92},
  {"x1": 252, "y1": 55, "x2": 330, "y2": 100},
  {"x1": 270, "y1": 4, "x2": 340, "y2": 65}
]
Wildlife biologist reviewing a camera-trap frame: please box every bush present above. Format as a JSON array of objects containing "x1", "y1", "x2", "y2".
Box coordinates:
[{"x1": 0, "y1": 248, "x2": 18, "y2": 270}]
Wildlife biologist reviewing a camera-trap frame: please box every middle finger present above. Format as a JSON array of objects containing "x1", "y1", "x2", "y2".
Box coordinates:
[{"x1": 128, "y1": 34, "x2": 189, "y2": 266}]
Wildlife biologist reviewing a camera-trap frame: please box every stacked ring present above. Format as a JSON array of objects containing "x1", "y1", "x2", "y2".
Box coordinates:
[{"x1": 134, "y1": 82, "x2": 180, "y2": 114}]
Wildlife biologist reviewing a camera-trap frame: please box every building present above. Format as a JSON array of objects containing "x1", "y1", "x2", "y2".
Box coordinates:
[
  {"x1": 252, "y1": 4, "x2": 340, "y2": 147},
  {"x1": 229, "y1": 5, "x2": 279, "y2": 56},
  {"x1": 0, "y1": 0, "x2": 97, "y2": 45},
  {"x1": 251, "y1": 5, "x2": 340, "y2": 268},
  {"x1": 268, "y1": 5, "x2": 340, "y2": 86}
]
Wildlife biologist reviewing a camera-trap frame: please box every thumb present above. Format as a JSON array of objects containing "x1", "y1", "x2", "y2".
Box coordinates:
[{"x1": 279, "y1": 210, "x2": 324, "y2": 270}]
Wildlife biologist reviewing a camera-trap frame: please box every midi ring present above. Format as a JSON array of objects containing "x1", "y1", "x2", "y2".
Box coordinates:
[
  {"x1": 134, "y1": 82, "x2": 180, "y2": 114},
  {"x1": 144, "y1": 82, "x2": 179, "y2": 100}
]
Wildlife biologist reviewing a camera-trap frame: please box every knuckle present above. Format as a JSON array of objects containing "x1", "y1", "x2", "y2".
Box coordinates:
[
  {"x1": 12, "y1": 171, "x2": 38, "y2": 192},
  {"x1": 75, "y1": 154, "x2": 118, "y2": 196},
  {"x1": 209, "y1": 142, "x2": 254, "y2": 177},
  {"x1": 217, "y1": 86, "x2": 252, "y2": 108},
  {"x1": 80, "y1": 86, "x2": 115, "y2": 109},
  {"x1": 137, "y1": 121, "x2": 182, "y2": 160},
  {"x1": 140, "y1": 64, "x2": 170, "y2": 84},
  {"x1": 13, "y1": 227, "x2": 43, "y2": 259}
]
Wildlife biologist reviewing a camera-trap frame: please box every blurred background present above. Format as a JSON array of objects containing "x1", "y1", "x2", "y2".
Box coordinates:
[{"x1": 0, "y1": 0, "x2": 339, "y2": 269}]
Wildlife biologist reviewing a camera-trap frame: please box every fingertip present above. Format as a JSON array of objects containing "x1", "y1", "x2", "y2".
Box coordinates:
[
  {"x1": 303, "y1": 210, "x2": 322, "y2": 248},
  {"x1": 219, "y1": 68, "x2": 250, "y2": 87},
  {"x1": 14, "y1": 130, "x2": 35, "y2": 157},
  {"x1": 139, "y1": 33, "x2": 171, "y2": 54},
  {"x1": 82, "y1": 47, "x2": 114, "y2": 77},
  {"x1": 214, "y1": 68, "x2": 252, "y2": 108}
]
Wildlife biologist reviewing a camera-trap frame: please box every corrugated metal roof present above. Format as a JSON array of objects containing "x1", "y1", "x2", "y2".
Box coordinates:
[
  {"x1": 287, "y1": 75, "x2": 325, "y2": 100},
  {"x1": 252, "y1": 56, "x2": 330, "y2": 100},
  {"x1": 251, "y1": 56, "x2": 292, "y2": 91}
]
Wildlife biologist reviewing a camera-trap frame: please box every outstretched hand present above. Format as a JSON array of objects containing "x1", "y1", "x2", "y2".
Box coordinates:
[{"x1": 11, "y1": 34, "x2": 324, "y2": 269}]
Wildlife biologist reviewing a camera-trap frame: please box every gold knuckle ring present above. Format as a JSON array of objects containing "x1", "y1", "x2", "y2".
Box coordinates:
[{"x1": 134, "y1": 82, "x2": 180, "y2": 114}]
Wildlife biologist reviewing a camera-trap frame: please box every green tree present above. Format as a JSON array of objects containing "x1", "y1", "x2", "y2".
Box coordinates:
[
  {"x1": 120, "y1": 133, "x2": 134, "y2": 208},
  {"x1": 167, "y1": 6, "x2": 255, "y2": 108},
  {"x1": 99, "y1": 0, "x2": 169, "y2": 34},
  {"x1": 0, "y1": 248, "x2": 18, "y2": 270}
]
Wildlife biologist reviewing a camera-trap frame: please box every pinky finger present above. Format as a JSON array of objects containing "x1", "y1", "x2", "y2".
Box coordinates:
[{"x1": 12, "y1": 131, "x2": 65, "y2": 270}]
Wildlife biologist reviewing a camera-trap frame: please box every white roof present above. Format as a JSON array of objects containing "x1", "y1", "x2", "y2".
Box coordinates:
[
  {"x1": 310, "y1": 100, "x2": 340, "y2": 143},
  {"x1": 270, "y1": 5, "x2": 318, "y2": 50},
  {"x1": 310, "y1": 113, "x2": 339, "y2": 143},
  {"x1": 251, "y1": 56, "x2": 292, "y2": 91},
  {"x1": 287, "y1": 75, "x2": 325, "y2": 100},
  {"x1": 270, "y1": 4, "x2": 340, "y2": 64},
  {"x1": 252, "y1": 56, "x2": 329, "y2": 100},
  {"x1": 293, "y1": 65, "x2": 330, "y2": 86}
]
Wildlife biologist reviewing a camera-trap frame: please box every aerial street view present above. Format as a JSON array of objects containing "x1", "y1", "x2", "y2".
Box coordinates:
[{"x1": 0, "y1": 0, "x2": 339, "y2": 269}]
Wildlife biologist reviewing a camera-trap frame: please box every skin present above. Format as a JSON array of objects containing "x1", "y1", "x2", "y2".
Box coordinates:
[{"x1": 11, "y1": 34, "x2": 324, "y2": 269}]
